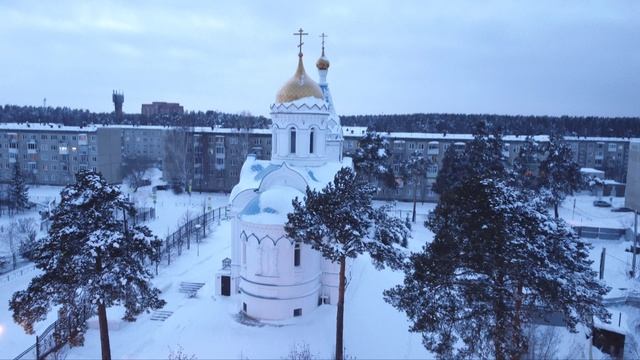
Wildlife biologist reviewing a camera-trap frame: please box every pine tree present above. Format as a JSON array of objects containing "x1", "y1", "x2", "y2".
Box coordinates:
[
  {"x1": 10, "y1": 161, "x2": 30, "y2": 214},
  {"x1": 285, "y1": 167, "x2": 409, "y2": 360},
  {"x1": 399, "y1": 151, "x2": 429, "y2": 222},
  {"x1": 10, "y1": 170, "x2": 165, "y2": 360},
  {"x1": 511, "y1": 136, "x2": 543, "y2": 191},
  {"x1": 539, "y1": 134, "x2": 583, "y2": 218},
  {"x1": 431, "y1": 145, "x2": 465, "y2": 195},
  {"x1": 385, "y1": 131, "x2": 610, "y2": 359},
  {"x1": 351, "y1": 131, "x2": 396, "y2": 189}
]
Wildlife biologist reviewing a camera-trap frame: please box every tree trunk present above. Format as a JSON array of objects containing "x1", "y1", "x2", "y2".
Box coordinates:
[
  {"x1": 512, "y1": 282, "x2": 524, "y2": 359},
  {"x1": 96, "y1": 255, "x2": 111, "y2": 360},
  {"x1": 554, "y1": 203, "x2": 559, "y2": 219},
  {"x1": 97, "y1": 303, "x2": 111, "y2": 360},
  {"x1": 335, "y1": 256, "x2": 346, "y2": 360},
  {"x1": 412, "y1": 182, "x2": 417, "y2": 223}
]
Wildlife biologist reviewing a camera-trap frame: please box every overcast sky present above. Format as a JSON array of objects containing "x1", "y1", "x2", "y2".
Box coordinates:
[{"x1": 0, "y1": 1, "x2": 638, "y2": 117}]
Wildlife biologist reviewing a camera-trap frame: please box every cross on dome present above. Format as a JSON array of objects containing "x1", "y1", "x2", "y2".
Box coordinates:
[
  {"x1": 293, "y1": 28, "x2": 308, "y2": 57},
  {"x1": 319, "y1": 33, "x2": 328, "y2": 56}
]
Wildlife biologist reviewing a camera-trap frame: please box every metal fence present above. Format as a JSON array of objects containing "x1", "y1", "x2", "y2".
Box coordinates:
[
  {"x1": 133, "y1": 207, "x2": 156, "y2": 225},
  {"x1": 159, "y1": 206, "x2": 229, "y2": 267},
  {"x1": 14, "y1": 301, "x2": 94, "y2": 360},
  {"x1": 573, "y1": 226, "x2": 626, "y2": 240},
  {"x1": 13, "y1": 205, "x2": 228, "y2": 360}
]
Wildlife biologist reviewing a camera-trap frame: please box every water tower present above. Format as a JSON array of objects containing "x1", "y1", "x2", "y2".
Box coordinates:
[{"x1": 112, "y1": 90, "x2": 124, "y2": 121}]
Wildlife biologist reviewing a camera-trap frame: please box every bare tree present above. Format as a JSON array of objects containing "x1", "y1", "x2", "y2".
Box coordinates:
[
  {"x1": 164, "y1": 128, "x2": 194, "y2": 194},
  {"x1": 17, "y1": 218, "x2": 38, "y2": 260},
  {"x1": 523, "y1": 325, "x2": 561, "y2": 360},
  {"x1": 122, "y1": 156, "x2": 156, "y2": 192}
]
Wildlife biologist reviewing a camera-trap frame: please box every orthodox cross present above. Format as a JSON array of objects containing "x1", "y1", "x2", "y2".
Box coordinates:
[
  {"x1": 319, "y1": 32, "x2": 328, "y2": 55},
  {"x1": 293, "y1": 28, "x2": 308, "y2": 57}
]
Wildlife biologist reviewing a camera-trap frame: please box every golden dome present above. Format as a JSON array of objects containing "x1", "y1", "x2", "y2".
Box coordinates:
[
  {"x1": 275, "y1": 56, "x2": 323, "y2": 103},
  {"x1": 316, "y1": 55, "x2": 330, "y2": 70}
]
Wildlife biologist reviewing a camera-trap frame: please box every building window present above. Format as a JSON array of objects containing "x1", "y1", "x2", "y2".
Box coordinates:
[
  {"x1": 243, "y1": 302, "x2": 247, "y2": 312},
  {"x1": 293, "y1": 308, "x2": 302, "y2": 317},
  {"x1": 294, "y1": 243, "x2": 301, "y2": 267},
  {"x1": 290, "y1": 128, "x2": 296, "y2": 154},
  {"x1": 309, "y1": 129, "x2": 315, "y2": 154}
]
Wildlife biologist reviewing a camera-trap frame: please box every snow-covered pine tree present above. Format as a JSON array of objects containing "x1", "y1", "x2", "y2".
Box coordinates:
[
  {"x1": 431, "y1": 145, "x2": 465, "y2": 195},
  {"x1": 285, "y1": 167, "x2": 409, "y2": 360},
  {"x1": 511, "y1": 136, "x2": 543, "y2": 191},
  {"x1": 10, "y1": 170, "x2": 165, "y2": 360},
  {"x1": 539, "y1": 134, "x2": 583, "y2": 218},
  {"x1": 399, "y1": 151, "x2": 429, "y2": 222},
  {"x1": 9, "y1": 161, "x2": 30, "y2": 214},
  {"x1": 385, "y1": 131, "x2": 610, "y2": 359},
  {"x1": 351, "y1": 131, "x2": 396, "y2": 189}
]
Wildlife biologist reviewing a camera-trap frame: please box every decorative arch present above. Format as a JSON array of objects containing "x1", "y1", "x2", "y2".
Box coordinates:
[{"x1": 240, "y1": 230, "x2": 292, "y2": 245}]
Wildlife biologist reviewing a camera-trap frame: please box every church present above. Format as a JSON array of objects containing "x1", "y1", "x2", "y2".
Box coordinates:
[{"x1": 215, "y1": 30, "x2": 350, "y2": 320}]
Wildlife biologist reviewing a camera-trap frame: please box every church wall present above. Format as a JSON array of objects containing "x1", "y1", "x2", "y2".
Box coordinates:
[{"x1": 238, "y1": 220, "x2": 324, "y2": 320}]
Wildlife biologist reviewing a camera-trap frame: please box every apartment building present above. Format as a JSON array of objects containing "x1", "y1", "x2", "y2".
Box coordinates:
[
  {"x1": 625, "y1": 140, "x2": 640, "y2": 211},
  {"x1": 0, "y1": 123, "x2": 634, "y2": 203},
  {"x1": 0, "y1": 123, "x2": 122, "y2": 185}
]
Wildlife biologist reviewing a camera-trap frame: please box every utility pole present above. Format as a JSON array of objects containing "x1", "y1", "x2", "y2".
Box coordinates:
[{"x1": 632, "y1": 211, "x2": 638, "y2": 278}]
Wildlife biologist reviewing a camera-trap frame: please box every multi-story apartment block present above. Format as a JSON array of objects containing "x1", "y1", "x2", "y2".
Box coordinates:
[
  {"x1": 119, "y1": 126, "x2": 165, "y2": 164},
  {"x1": 0, "y1": 122, "x2": 634, "y2": 203},
  {"x1": 625, "y1": 140, "x2": 640, "y2": 211},
  {"x1": 0, "y1": 123, "x2": 122, "y2": 185}
]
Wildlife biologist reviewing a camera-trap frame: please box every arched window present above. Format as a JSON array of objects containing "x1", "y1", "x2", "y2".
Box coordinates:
[
  {"x1": 309, "y1": 128, "x2": 315, "y2": 154},
  {"x1": 242, "y1": 241, "x2": 246, "y2": 266},
  {"x1": 290, "y1": 128, "x2": 296, "y2": 154},
  {"x1": 294, "y1": 243, "x2": 301, "y2": 267}
]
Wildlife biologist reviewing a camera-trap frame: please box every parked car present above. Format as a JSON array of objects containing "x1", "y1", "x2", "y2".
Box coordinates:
[
  {"x1": 611, "y1": 207, "x2": 635, "y2": 213},
  {"x1": 593, "y1": 200, "x2": 612, "y2": 208}
]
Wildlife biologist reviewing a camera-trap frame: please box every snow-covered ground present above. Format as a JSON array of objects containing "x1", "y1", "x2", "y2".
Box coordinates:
[{"x1": 1, "y1": 190, "x2": 639, "y2": 359}]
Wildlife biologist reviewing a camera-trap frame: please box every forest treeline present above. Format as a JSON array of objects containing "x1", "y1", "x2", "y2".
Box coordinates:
[
  {"x1": 340, "y1": 113, "x2": 640, "y2": 138},
  {"x1": 1, "y1": 105, "x2": 639, "y2": 137}
]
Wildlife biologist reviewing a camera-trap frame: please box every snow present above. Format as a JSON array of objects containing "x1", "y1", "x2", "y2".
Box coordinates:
[
  {"x1": 561, "y1": 194, "x2": 634, "y2": 229},
  {"x1": 229, "y1": 155, "x2": 353, "y2": 203},
  {"x1": 240, "y1": 186, "x2": 304, "y2": 224},
  {"x1": 2, "y1": 191, "x2": 640, "y2": 359}
]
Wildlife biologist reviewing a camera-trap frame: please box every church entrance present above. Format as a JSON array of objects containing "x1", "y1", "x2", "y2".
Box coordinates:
[{"x1": 221, "y1": 275, "x2": 231, "y2": 296}]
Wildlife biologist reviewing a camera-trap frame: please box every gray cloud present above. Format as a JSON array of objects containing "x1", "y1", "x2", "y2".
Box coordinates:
[{"x1": 0, "y1": 0, "x2": 638, "y2": 117}]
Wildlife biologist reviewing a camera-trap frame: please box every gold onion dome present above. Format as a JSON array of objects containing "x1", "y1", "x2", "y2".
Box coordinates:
[
  {"x1": 316, "y1": 55, "x2": 330, "y2": 70},
  {"x1": 275, "y1": 56, "x2": 323, "y2": 103}
]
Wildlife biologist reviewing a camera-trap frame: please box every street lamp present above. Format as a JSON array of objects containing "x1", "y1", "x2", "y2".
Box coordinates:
[{"x1": 195, "y1": 224, "x2": 202, "y2": 257}]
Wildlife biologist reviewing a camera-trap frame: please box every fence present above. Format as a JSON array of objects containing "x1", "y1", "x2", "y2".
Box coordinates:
[
  {"x1": 159, "y1": 206, "x2": 229, "y2": 267},
  {"x1": 13, "y1": 205, "x2": 228, "y2": 360},
  {"x1": 133, "y1": 207, "x2": 156, "y2": 225},
  {"x1": 573, "y1": 226, "x2": 626, "y2": 240},
  {"x1": 14, "y1": 301, "x2": 94, "y2": 360}
]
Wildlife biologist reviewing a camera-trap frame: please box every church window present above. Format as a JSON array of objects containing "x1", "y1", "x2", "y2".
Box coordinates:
[
  {"x1": 293, "y1": 308, "x2": 302, "y2": 317},
  {"x1": 309, "y1": 128, "x2": 315, "y2": 154},
  {"x1": 290, "y1": 128, "x2": 296, "y2": 154},
  {"x1": 294, "y1": 243, "x2": 301, "y2": 267},
  {"x1": 242, "y1": 241, "x2": 246, "y2": 265}
]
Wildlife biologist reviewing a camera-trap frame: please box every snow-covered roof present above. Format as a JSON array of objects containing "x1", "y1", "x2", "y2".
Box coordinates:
[
  {"x1": 580, "y1": 168, "x2": 605, "y2": 175},
  {"x1": 0, "y1": 123, "x2": 98, "y2": 132},
  {"x1": 230, "y1": 155, "x2": 353, "y2": 207},
  {"x1": 239, "y1": 185, "x2": 304, "y2": 224}
]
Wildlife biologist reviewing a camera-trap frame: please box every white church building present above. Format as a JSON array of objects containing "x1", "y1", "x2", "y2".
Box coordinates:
[{"x1": 216, "y1": 33, "x2": 350, "y2": 320}]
